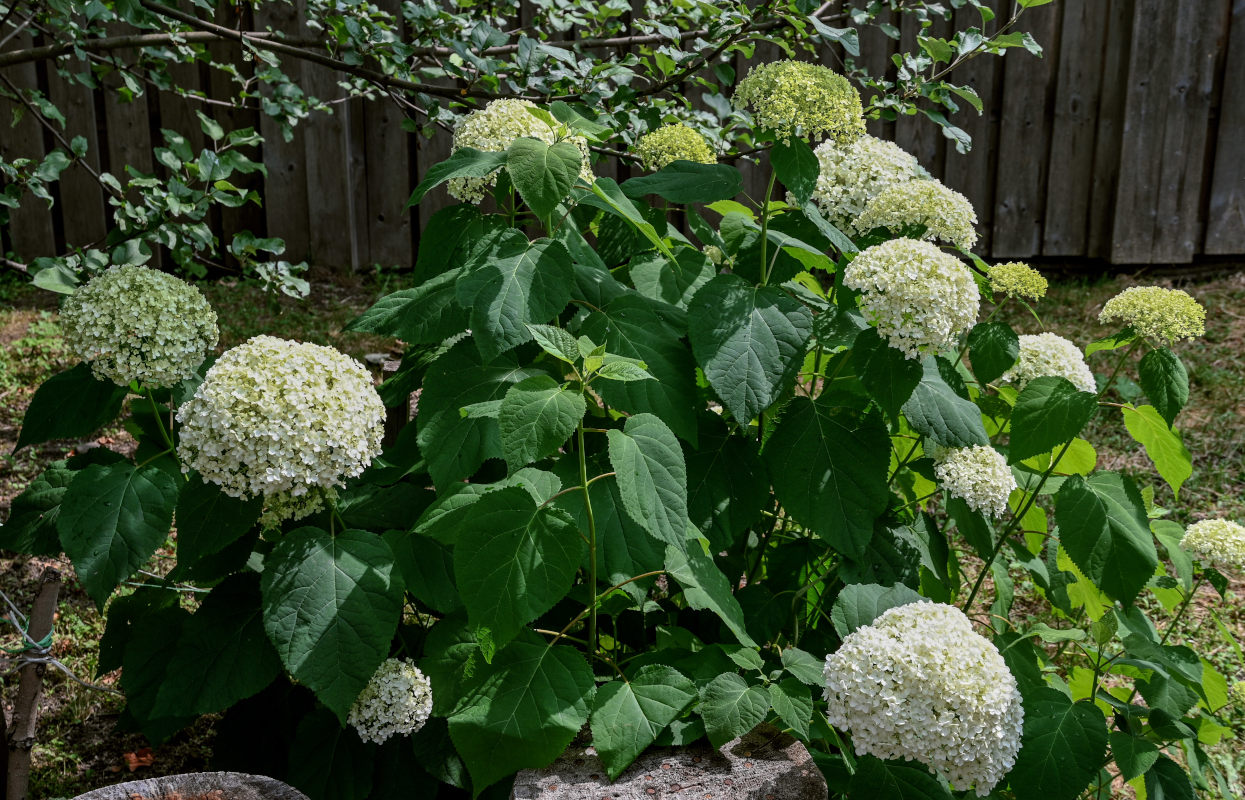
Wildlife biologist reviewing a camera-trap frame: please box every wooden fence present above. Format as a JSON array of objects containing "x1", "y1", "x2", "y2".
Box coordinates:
[{"x1": 1, "y1": 0, "x2": 1242, "y2": 272}]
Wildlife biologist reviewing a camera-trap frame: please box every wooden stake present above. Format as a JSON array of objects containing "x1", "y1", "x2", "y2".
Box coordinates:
[{"x1": 5, "y1": 568, "x2": 62, "y2": 800}]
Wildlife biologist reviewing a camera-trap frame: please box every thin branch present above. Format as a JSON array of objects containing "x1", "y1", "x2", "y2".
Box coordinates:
[
  {"x1": 0, "y1": 31, "x2": 300, "y2": 69},
  {"x1": 635, "y1": 0, "x2": 775, "y2": 99}
]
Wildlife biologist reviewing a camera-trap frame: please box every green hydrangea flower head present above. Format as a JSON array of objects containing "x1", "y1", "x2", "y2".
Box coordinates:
[
  {"x1": 448, "y1": 98, "x2": 593, "y2": 203},
  {"x1": 1098, "y1": 286, "x2": 1206, "y2": 344},
  {"x1": 732, "y1": 60, "x2": 865, "y2": 143},
  {"x1": 987, "y1": 262, "x2": 1047, "y2": 301},
  {"x1": 634, "y1": 124, "x2": 716, "y2": 171},
  {"x1": 1231, "y1": 681, "x2": 1245, "y2": 705},
  {"x1": 856, "y1": 179, "x2": 979, "y2": 251},
  {"x1": 60, "y1": 264, "x2": 218, "y2": 388},
  {"x1": 1180, "y1": 519, "x2": 1245, "y2": 570}
]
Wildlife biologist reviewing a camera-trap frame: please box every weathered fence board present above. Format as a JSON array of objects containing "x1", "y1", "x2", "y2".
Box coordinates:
[
  {"x1": 1205, "y1": 0, "x2": 1245, "y2": 254},
  {"x1": 1086, "y1": 0, "x2": 1134, "y2": 260},
  {"x1": 1, "y1": 34, "x2": 56, "y2": 260},
  {"x1": 46, "y1": 66, "x2": 107, "y2": 248}
]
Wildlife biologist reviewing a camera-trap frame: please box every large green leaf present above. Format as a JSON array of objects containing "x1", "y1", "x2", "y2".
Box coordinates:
[
  {"x1": 1121, "y1": 404, "x2": 1191, "y2": 498},
  {"x1": 762, "y1": 396, "x2": 890, "y2": 557},
  {"x1": 120, "y1": 604, "x2": 195, "y2": 743},
  {"x1": 629, "y1": 249, "x2": 715, "y2": 310},
  {"x1": 416, "y1": 341, "x2": 547, "y2": 489},
  {"x1": 902, "y1": 357, "x2": 989, "y2": 447},
  {"x1": 447, "y1": 635, "x2": 595, "y2": 792},
  {"x1": 684, "y1": 416, "x2": 768, "y2": 551},
  {"x1": 590, "y1": 665, "x2": 697, "y2": 779},
  {"x1": 261, "y1": 528, "x2": 404, "y2": 722},
  {"x1": 688, "y1": 273, "x2": 813, "y2": 424},
  {"x1": 580, "y1": 293, "x2": 699, "y2": 443},
  {"x1": 407, "y1": 147, "x2": 508, "y2": 207},
  {"x1": 620, "y1": 162, "x2": 743, "y2": 204},
  {"x1": 664, "y1": 544, "x2": 756, "y2": 647},
  {"x1": 498, "y1": 375, "x2": 585, "y2": 469},
  {"x1": 413, "y1": 204, "x2": 485, "y2": 282},
  {"x1": 830, "y1": 582, "x2": 925, "y2": 637},
  {"x1": 506, "y1": 137, "x2": 583, "y2": 221},
  {"x1": 16, "y1": 363, "x2": 129, "y2": 451},
  {"x1": 1144, "y1": 756, "x2": 1195, "y2": 800},
  {"x1": 383, "y1": 530, "x2": 460, "y2": 614},
  {"x1": 851, "y1": 328, "x2": 924, "y2": 423},
  {"x1": 453, "y1": 488, "x2": 583, "y2": 653},
  {"x1": 607, "y1": 413, "x2": 689, "y2": 550},
  {"x1": 1, "y1": 460, "x2": 75, "y2": 555},
  {"x1": 1138, "y1": 348, "x2": 1188, "y2": 427},
  {"x1": 780, "y1": 647, "x2": 826, "y2": 686},
  {"x1": 1008, "y1": 376, "x2": 1098, "y2": 463},
  {"x1": 344, "y1": 269, "x2": 469, "y2": 344},
  {"x1": 288, "y1": 706, "x2": 375, "y2": 800},
  {"x1": 849, "y1": 756, "x2": 954, "y2": 800},
  {"x1": 174, "y1": 472, "x2": 261, "y2": 567},
  {"x1": 456, "y1": 231, "x2": 574, "y2": 360},
  {"x1": 767, "y1": 678, "x2": 813, "y2": 739},
  {"x1": 1055, "y1": 473, "x2": 1158, "y2": 605},
  {"x1": 771, "y1": 137, "x2": 819, "y2": 205},
  {"x1": 580, "y1": 177, "x2": 674, "y2": 258},
  {"x1": 1009, "y1": 688, "x2": 1106, "y2": 800},
  {"x1": 58, "y1": 462, "x2": 178, "y2": 606},
  {"x1": 154, "y1": 573, "x2": 281, "y2": 716},
  {"x1": 967, "y1": 321, "x2": 1020, "y2": 385},
  {"x1": 699, "y1": 673, "x2": 770, "y2": 748}
]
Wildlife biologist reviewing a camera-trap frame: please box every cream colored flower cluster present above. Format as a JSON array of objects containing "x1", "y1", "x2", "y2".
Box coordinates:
[
  {"x1": 803, "y1": 135, "x2": 923, "y2": 229},
  {"x1": 987, "y1": 262, "x2": 1047, "y2": 301},
  {"x1": 348, "y1": 658, "x2": 434, "y2": 745},
  {"x1": 634, "y1": 123, "x2": 716, "y2": 171},
  {"x1": 1099, "y1": 286, "x2": 1206, "y2": 344},
  {"x1": 843, "y1": 238, "x2": 980, "y2": 359},
  {"x1": 732, "y1": 60, "x2": 865, "y2": 143},
  {"x1": 1231, "y1": 681, "x2": 1245, "y2": 705},
  {"x1": 1180, "y1": 519, "x2": 1245, "y2": 570},
  {"x1": 930, "y1": 445, "x2": 1017, "y2": 518},
  {"x1": 823, "y1": 602, "x2": 1024, "y2": 795},
  {"x1": 855, "y1": 179, "x2": 979, "y2": 251},
  {"x1": 1000, "y1": 333, "x2": 1096, "y2": 394},
  {"x1": 60, "y1": 265, "x2": 218, "y2": 388},
  {"x1": 448, "y1": 99, "x2": 593, "y2": 203},
  {"x1": 176, "y1": 336, "x2": 384, "y2": 513}
]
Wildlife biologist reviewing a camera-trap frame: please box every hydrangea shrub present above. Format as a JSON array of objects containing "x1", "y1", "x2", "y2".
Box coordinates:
[{"x1": 2, "y1": 57, "x2": 1237, "y2": 800}]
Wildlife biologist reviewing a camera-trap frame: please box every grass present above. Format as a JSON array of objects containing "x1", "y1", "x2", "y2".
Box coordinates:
[{"x1": 0, "y1": 267, "x2": 1242, "y2": 797}]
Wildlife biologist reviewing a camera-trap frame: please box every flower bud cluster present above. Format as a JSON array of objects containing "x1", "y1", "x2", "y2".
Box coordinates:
[
  {"x1": 60, "y1": 265, "x2": 218, "y2": 388},
  {"x1": 634, "y1": 124, "x2": 716, "y2": 171},
  {"x1": 348, "y1": 658, "x2": 434, "y2": 745},
  {"x1": 930, "y1": 445, "x2": 1017, "y2": 518},
  {"x1": 732, "y1": 60, "x2": 865, "y2": 143},
  {"x1": 803, "y1": 135, "x2": 924, "y2": 229},
  {"x1": 1000, "y1": 333, "x2": 1096, "y2": 394},
  {"x1": 1098, "y1": 286, "x2": 1206, "y2": 344},
  {"x1": 823, "y1": 602, "x2": 1024, "y2": 795},
  {"x1": 987, "y1": 262, "x2": 1048, "y2": 301},
  {"x1": 843, "y1": 238, "x2": 980, "y2": 359},
  {"x1": 855, "y1": 179, "x2": 979, "y2": 251},
  {"x1": 1180, "y1": 519, "x2": 1245, "y2": 571}
]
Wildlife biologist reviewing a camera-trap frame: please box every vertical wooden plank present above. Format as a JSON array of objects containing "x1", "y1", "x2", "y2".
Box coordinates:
[
  {"x1": 361, "y1": 0, "x2": 413, "y2": 269},
  {"x1": 255, "y1": 0, "x2": 310, "y2": 262},
  {"x1": 990, "y1": 3, "x2": 1060, "y2": 258},
  {"x1": 1086, "y1": 0, "x2": 1133, "y2": 259},
  {"x1": 1205, "y1": 0, "x2": 1245, "y2": 254},
  {"x1": 1, "y1": 34, "x2": 57, "y2": 261},
  {"x1": 344, "y1": 96, "x2": 370, "y2": 269},
  {"x1": 1148, "y1": 0, "x2": 1229, "y2": 263},
  {"x1": 941, "y1": 5, "x2": 1004, "y2": 256},
  {"x1": 894, "y1": 12, "x2": 948, "y2": 179},
  {"x1": 1040, "y1": 0, "x2": 1108, "y2": 256},
  {"x1": 45, "y1": 65, "x2": 107, "y2": 247},
  {"x1": 302, "y1": 62, "x2": 355, "y2": 270},
  {"x1": 858, "y1": 8, "x2": 897, "y2": 141}
]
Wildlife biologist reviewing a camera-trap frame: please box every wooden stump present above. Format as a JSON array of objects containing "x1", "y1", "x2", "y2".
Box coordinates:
[
  {"x1": 510, "y1": 725, "x2": 828, "y2": 800},
  {"x1": 69, "y1": 772, "x2": 309, "y2": 800}
]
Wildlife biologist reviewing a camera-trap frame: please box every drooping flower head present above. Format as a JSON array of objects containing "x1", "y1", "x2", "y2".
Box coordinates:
[
  {"x1": 823, "y1": 602, "x2": 1024, "y2": 795},
  {"x1": 987, "y1": 262, "x2": 1048, "y2": 301},
  {"x1": 843, "y1": 238, "x2": 980, "y2": 359},
  {"x1": 634, "y1": 124, "x2": 716, "y2": 171},
  {"x1": 1180, "y1": 519, "x2": 1245, "y2": 571},
  {"x1": 448, "y1": 99, "x2": 594, "y2": 203},
  {"x1": 348, "y1": 658, "x2": 434, "y2": 745},
  {"x1": 60, "y1": 265, "x2": 218, "y2": 388},
  {"x1": 855, "y1": 179, "x2": 979, "y2": 251},
  {"x1": 930, "y1": 445, "x2": 1017, "y2": 518},
  {"x1": 1000, "y1": 333, "x2": 1096, "y2": 394},
  {"x1": 803, "y1": 135, "x2": 924, "y2": 229},
  {"x1": 732, "y1": 60, "x2": 865, "y2": 143},
  {"x1": 1098, "y1": 286, "x2": 1206, "y2": 344},
  {"x1": 176, "y1": 335, "x2": 384, "y2": 519}
]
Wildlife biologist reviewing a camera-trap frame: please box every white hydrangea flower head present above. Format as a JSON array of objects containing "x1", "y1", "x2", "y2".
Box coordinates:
[
  {"x1": 448, "y1": 98, "x2": 593, "y2": 203},
  {"x1": 1098, "y1": 286, "x2": 1206, "y2": 344},
  {"x1": 1180, "y1": 519, "x2": 1245, "y2": 570},
  {"x1": 802, "y1": 135, "x2": 924, "y2": 229},
  {"x1": 634, "y1": 124, "x2": 716, "y2": 171},
  {"x1": 823, "y1": 602, "x2": 1024, "y2": 795},
  {"x1": 843, "y1": 238, "x2": 980, "y2": 359},
  {"x1": 732, "y1": 60, "x2": 865, "y2": 143},
  {"x1": 1000, "y1": 333, "x2": 1096, "y2": 394},
  {"x1": 930, "y1": 445, "x2": 1017, "y2": 518},
  {"x1": 60, "y1": 265, "x2": 218, "y2": 388},
  {"x1": 348, "y1": 658, "x2": 434, "y2": 745},
  {"x1": 855, "y1": 179, "x2": 980, "y2": 251},
  {"x1": 175, "y1": 336, "x2": 384, "y2": 514}
]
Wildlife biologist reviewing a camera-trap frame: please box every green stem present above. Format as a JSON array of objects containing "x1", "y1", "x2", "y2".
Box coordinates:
[
  {"x1": 1159, "y1": 574, "x2": 1205, "y2": 647},
  {"x1": 146, "y1": 389, "x2": 175, "y2": 451},
  {"x1": 577, "y1": 420, "x2": 599, "y2": 656},
  {"x1": 758, "y1": 169, "x2": 778, "y2": 285}
]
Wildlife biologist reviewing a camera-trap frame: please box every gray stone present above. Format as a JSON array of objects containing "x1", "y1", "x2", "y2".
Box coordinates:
[
  {"x1": 70, "y1": 771, "x2": 308, "y2": 800},
  {"x1": 511, "y1": 725, "x2": 828, "y2": 800}
]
